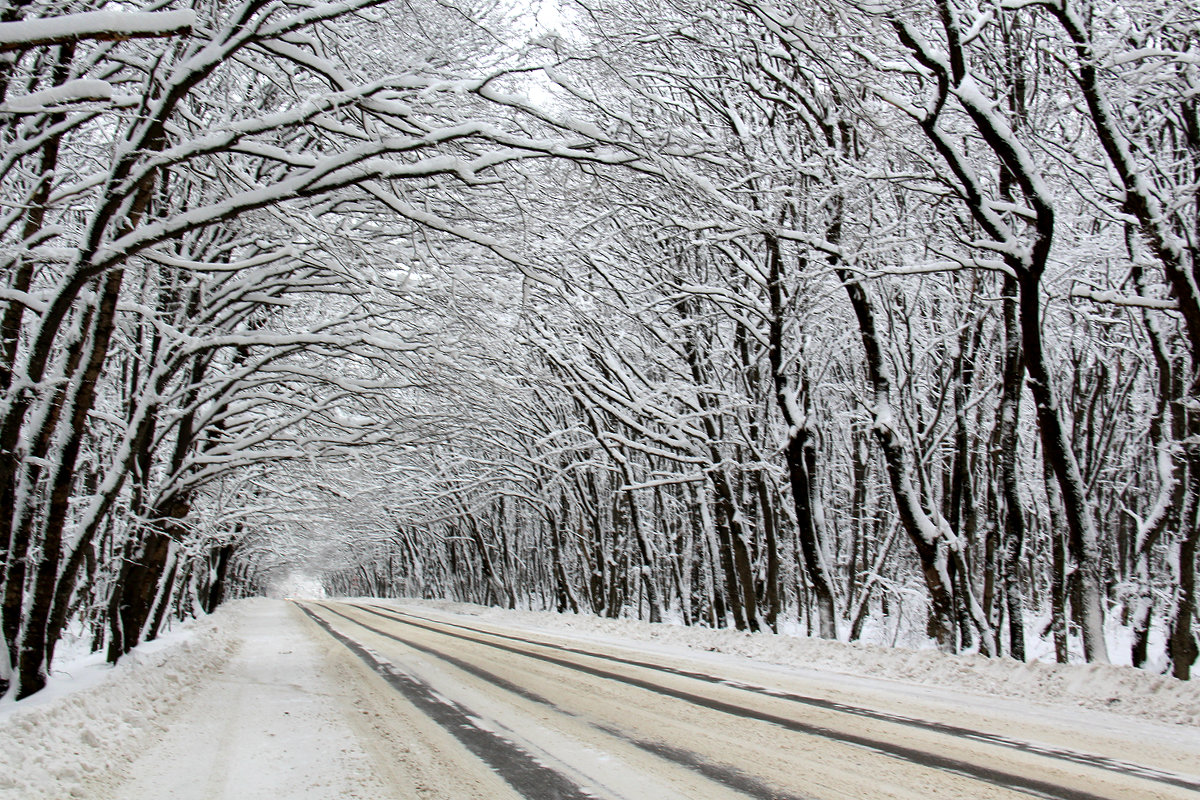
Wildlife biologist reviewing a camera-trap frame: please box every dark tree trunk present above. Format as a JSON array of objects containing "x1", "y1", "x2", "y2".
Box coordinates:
[
  {"x1": 1017, "y1": 270, "x2": 1109, "y2": 664},
  {"x1": 16, "y1": 269, "x2": 125, "y2": 698},
  {"x1": 2, "y1": 299, "x2": 96, "y2": 679},
  {"x1": 765, "y1": 237, "x2": 838, "y2": 638},
  {"x1": 548, "y1": 507, "x2": 580, "y2": 614},
  {"x1": 619, "y1": 474, "x2": 663, "y2": 623},
  {"x1": 107, "y1": 516, "x2": 177, "y2": 663},
  {"x1": 1045, "y1": 463, "x2": 1071, "y2": 664},
  {"x1": 0, "y1": 50, "x2": 73, "y2": 689},
  {"x1": 998, "y1": 275, "x2": 1028, "y2": 661},
  {"x1": 145, "y1": 547, "x2": 180, "y2": 642},
  {"x1": 709, "y1": 469, "x2": 759, "y2": 632},
  {"x1": 204, "y1": 543, "x2": 237, "y2": 615},
  {"x1": 754, "y1": 474, "x2": 782, "y2": 633},
  {"x1": 1170, "y1": 450, "x2": 1200, "y2": 680},
  {"x1": 837, "y1": 264, "x2": 958, "y2": 651}
]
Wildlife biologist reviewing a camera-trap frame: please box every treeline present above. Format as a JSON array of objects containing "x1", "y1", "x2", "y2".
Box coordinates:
[
  {"x1": 3, "y1": 0, "x2": 1198, "y2": 700},
  {"x1": 325, "y1": 0, "x2": 1199, "y2": 679}
]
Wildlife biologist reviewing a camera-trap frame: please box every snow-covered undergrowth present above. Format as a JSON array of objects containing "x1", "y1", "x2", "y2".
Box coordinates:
[
  {"x1": 395, "y1": 599, "x2": 1200, "y2": 727},
  {"x1": 0, "y1": 602, "x2": 241, "y2": 799}
]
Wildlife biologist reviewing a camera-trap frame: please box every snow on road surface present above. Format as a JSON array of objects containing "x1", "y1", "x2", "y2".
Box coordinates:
[{"x1": 2, "y1": 598, "x2": 1198, "y2": 799}]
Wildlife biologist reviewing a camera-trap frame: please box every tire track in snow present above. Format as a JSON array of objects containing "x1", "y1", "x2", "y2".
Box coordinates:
[
  {"x1": 361, "y1": 603, "x2": 1200, "y2": 795},
  {"x1": 297, "y1": 604, "x2": 597, "y2": 800}
]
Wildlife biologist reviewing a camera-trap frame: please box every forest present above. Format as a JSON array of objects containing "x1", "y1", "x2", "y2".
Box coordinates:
[{"x1": 0, "y1": 0, "x2": 1197, "y2": 700}]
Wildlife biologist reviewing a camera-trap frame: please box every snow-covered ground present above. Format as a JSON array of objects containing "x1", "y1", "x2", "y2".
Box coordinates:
[
  {"x1": 1, "y1": 596, "x2": 1196, "y2": 800},
  {"x1": 0, "y1": 608, "x2": 238, "y2": 799}
]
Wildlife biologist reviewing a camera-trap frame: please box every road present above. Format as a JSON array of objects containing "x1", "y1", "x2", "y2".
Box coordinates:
[{"x1": 294, "y1": 600, "x2": 1200, "y2": 800}]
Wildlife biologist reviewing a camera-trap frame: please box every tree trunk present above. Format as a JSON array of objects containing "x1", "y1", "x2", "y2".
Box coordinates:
[
  {"x1": 1045, "y1": 463, "x2": 1071, "y2": 663},
  {"x1": 837, "y1": 265, "x2": 958, "y2": 650},
  {"x1": 0, "y1": 50, "x2": 74, "y2": 689},
  {"x1": 620, "y1": 475, "x2": 663, "y2": 623},
  {"x1": 548, "y1": 506, "x2": 580, "y2": 614},
  {"x1": 2, "y1": 298, "x2": 97, "y2": 681},
  {"x1": 106, "y1": 486, "x2": 190, "y2": 663},
  {"x1": 708, "y1": 468, "x2": 760, "y2": 631},
  {"x1": 16, "y1": 269, "x2": 125, "y2": 698},
  {"x1": 204, "y1": 543, "x2": 237, "y2": 615},
  {"x1": 766, "y1": 238, "x2": 838, "y2": 638},
  {"x1": 753, "y1": 473, "x2": 782, "y2": 633},
  {"x1": 145, "y1": 544, "x2": 180, "y2": 642},
  {"x1": 1169, "y1": 450, "x2": 1200, "y2": 679},
  {"x1": 1017, "y1": 270, "x2": 1109, "y2": 664},
  {"x1": 997, "y1": 275, "x2": 1028, "y2": 661}
]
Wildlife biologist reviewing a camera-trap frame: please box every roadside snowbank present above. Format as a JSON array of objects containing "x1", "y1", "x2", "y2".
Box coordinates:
[
  {"x1": 393, "y1": 599, "x2": 1200, "y2": 727},
  {"x1": 0, "y1": 603, "x2": 241, "y2": 800}
]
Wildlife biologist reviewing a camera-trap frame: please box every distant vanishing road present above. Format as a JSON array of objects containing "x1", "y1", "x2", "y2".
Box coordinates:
[{"x1": 295, "y1": 601, "x2": 1200, "y2": 800}]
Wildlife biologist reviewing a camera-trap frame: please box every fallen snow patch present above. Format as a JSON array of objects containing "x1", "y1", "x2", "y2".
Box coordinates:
[{"x1": 0, "y1": 603, "x2": 241, "y2": 800}]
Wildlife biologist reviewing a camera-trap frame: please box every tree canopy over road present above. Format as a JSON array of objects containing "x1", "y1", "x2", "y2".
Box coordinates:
[{"x1": 2, "y1": 0, "x2": 1198, "y2": 698}]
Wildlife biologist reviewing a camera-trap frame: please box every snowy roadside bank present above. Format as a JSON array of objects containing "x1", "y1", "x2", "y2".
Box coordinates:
[
  {"x1": 387, "y1": 598, "x2": 1200, "y2": 728},
  {"x1": 0, "y1": 601, "x2": 241, "y2": 800}
]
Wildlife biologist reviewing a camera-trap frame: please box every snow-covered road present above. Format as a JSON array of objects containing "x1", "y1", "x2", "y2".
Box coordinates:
[
  {"x1": 296, "y1": 601, "x2": 1198, "y2": 800},
  {"x1": 7, "y1": 598, "x2": 1199, "y2": 800}
]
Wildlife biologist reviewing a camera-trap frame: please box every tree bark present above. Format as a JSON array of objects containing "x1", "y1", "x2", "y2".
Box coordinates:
[
  {"x1": 15, "y1": 268, "x2": 124, "y2": 698},
  {"x1": 997, "y1": 275, "x2": 1028, "y2": 661},
  {"x1": 1169, "y1": 453, "x2": 1200, "y2": 679},
  {"x1": 837, "y1": 264, "x2": 958, "y2": 651},
  {"x1": 766, "y1": 236, "x2": 838, "y2": 638},
  {"x1": 1017, "y1": 270, "x2": 1110, "y2": 664},
  {"x1": 203, "y1": 542, "x2": 236, "y2": 615}
]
